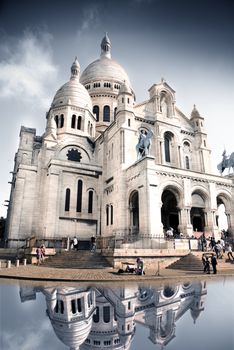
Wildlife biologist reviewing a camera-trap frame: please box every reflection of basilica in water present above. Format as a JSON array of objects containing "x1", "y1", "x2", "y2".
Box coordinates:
[{"x1": 19, "y1": 281, "x2": 206, "y2": 349}]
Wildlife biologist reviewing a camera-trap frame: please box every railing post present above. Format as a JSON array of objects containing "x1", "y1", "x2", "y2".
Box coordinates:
[
  {"x1": 23, "y1": 259, "x2": 27, "y2": 266},
  {"x1": 7, "y1": 260, "x2": 11, "y2": 268},
  {"x1": 15, "y1": 259, "x2": 20, "y2": 268}
]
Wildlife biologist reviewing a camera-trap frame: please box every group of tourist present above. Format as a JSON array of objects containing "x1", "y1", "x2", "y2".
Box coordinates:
[
  {"x1": 120, "y1": 257, "x2": 145, "y2": 275},
  {"x1": 36, "y1": 244, "x2": 46, "y2": 265},
  {"x1": 70, "y1": 235, "x2": 97, "y2": 253},
  {"x1": 202, "y1": 253, "x2": 217, "y2": 274},
  {"x1": 199, "y1": 234, "x2": 234, "y2": 260}
]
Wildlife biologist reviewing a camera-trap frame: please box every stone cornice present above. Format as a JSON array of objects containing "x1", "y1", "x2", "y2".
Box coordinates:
[
  {"x1": 155, "y1": 170, "x2": 234, "y2": 188},
  {"x1": 180, "y1": 130, "x2": 195, "y2": 137},
  {"x1": 135, "y1": 116, "x2": 155, "y2": 125}
]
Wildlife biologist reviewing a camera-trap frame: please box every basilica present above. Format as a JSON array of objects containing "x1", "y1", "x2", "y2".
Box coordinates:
[
  {"x1": 20, "y1": 282, "x2": 207, "y2": 349},
  {"x1": 5, "y1": 34, "x2": 234, "y2": 246}
]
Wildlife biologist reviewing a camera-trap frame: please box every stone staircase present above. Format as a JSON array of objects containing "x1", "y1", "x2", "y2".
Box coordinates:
[
  {"x1": 166, "y1": 252, "x2": 203, "y2": 271},
  {"x1": 42, "y1": 250, "x2": 112, "y2": 269},
  {"x1": 166, "y1": 252, "x2": 234, "y2": 272}
]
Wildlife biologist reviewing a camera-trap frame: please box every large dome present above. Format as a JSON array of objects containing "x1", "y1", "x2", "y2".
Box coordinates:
[
  {"x1": 80, "y1": 34, "x2": 131, "y2": 87},
  {"x1": 52, "y1": 57, "x2": 92, "y2": 110},
  {"x1": 80, "y1": 57, "x2": 131, "y2": 86}
]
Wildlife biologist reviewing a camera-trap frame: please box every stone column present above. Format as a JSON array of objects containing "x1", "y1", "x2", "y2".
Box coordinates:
[{"x1": 160, "y1": 140, "x2": 165, "y2": 165}]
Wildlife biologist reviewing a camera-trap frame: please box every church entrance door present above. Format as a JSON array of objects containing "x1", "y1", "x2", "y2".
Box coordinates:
[{"x1": 129, "y1": 191, "x2": 139, "y2": 236}]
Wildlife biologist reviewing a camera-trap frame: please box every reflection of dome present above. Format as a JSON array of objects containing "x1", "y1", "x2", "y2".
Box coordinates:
[
  {"x1": 52, "y1": 57, "x2": 92, "y2": 110},
  {"x1": 51, "y1": 318, "x2": 92, "y2": 349},
  {"x1": 80, "y1": 34, "x2": 131, "y2": 88},
  {"x1": 44, "y1": 287, "x2": 96, "y2": 350}
]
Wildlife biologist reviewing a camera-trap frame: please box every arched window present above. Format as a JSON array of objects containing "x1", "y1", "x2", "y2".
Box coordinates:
[
  {"x1": 71, "y1": 299, "x2": 76, "y2": 314},
  {"x1": 71, "y1": 115, "x2": 76, "y2": 128},
  {"x1": 103, "y1": 306, "x2": 110, "y2": 323},
  {"x1": 55, "y1": 300, "x2": 64, "y2": 314},
  {"x1": 106, "y1": 205, "x2": 109, "y2": 226},
  {"x1": 76, "y1": 180, "x2": 83, "y2": 212},
  {"x1": 77, "y1": 116, "x2": 82, "y2": 130},
  {"x1": 88, "y1": 191, "x2": 93, "y2": 213},
  {"x1": 55, "y1": 115, "x2": 59, "y2": 128},
  {"x1": 110, "y1": 205, "x2": 113, "y2": 225},
  {"x1": 93, "y1": 105, "x2": 99, "y2": 121},
  {"x1": 185, "y1": 156, "x2": 190, "y2": 169},
  {"x1": 65, "y1": 188, "x2": 70, "y2": 211},
  {"x1": 103, "y1": 105, "x2": 110, "y2": 122},
  {"x1": 165, "y1": 136, "x2": 170, "y2": 162},
  {"x1": 60, "y1": 114, "x2": 64, "y2": 128},
  {"x1": 93, "y1": 306, "x2": 99, "y2": 323},
  {"x1": 77, "y1": 298, "x2": 82, "y2": 312},
  {"x1": 114, "y1": 107, "x2": 117, "y2": 120}
]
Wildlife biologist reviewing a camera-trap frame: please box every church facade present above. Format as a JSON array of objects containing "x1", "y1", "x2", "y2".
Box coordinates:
[{"x1": 6, "y1": 34, "x2": 234, "y2": 246}]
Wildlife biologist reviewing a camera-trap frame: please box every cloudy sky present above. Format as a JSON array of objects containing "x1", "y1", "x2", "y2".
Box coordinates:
[{"x1": 0, "y1": 0, "x2": 234, "y2": 216}]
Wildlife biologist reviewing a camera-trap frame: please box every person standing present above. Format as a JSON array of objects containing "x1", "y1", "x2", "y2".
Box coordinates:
[
  {"x1": 205, "y1": 256, "x2": 210, "y2": 274},
  {"x1": 36, "y1": 246, "x2": 42, "y2": 265},
  {"x1": 73, "y1": 236, "x2": 78, "y2": 251},
  {"x1": 211, "y1": 254, "x2": 217, "y2": 274},
  {"x1": 202, "y1": 254, "x2": 207, "y2": 272},
  {"x1": 90, "y1": 235, "x2": 96, "y2": 253},
  {"x1": 227, "y1": 244, "x2": 234, "y2": 260},
  {"x1": 40, "y1": 244, "x2": 46, "y2": 262}
]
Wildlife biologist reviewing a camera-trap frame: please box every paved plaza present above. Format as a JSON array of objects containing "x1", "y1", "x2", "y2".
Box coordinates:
[{"x1": 1, "y1": 263, "x2": 234, "y2": 285}]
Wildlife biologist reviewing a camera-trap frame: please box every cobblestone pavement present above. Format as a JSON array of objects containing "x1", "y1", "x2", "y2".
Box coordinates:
[{"x1": 1, "y1": 264, "x2": 234, "y2": 285}]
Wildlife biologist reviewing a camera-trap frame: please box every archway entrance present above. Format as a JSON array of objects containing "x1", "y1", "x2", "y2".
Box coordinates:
[
  {"x1": 161, "y1": 190, "x2": 179, "y2": 233},
  {"x1": 129, "y1": 191, "x2": 139, "y2": 235},
  {"x1": 217, "y1": 197, "x2": 228, "y2": 231},
  {"x1": 191, "y1": 193, "x2": 205, "y2": 233}
]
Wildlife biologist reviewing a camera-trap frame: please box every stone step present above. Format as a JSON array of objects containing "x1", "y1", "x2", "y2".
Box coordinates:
[
  {"x1": 167, "y1": 253, "x2": 234, "y2": 271},
  {"x1": 166, "y1": 253, "x2": 205, "y2": 271},
  {"x1": 42, "y1": 250, "x2": 112, "y2": 269}
]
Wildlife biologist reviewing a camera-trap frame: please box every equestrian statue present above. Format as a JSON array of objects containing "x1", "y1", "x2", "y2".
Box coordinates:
[
  {"x1": 136, "y1": 129, "x2": 153, "y2": 160},
  {"x1": 217, "y1": 150, "x2": 234, "y2": 175}
]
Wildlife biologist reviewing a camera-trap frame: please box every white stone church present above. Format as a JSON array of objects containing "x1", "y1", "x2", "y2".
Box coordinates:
[{"x1": 6, "y1": 34, "x2": 234, "y2": 246}]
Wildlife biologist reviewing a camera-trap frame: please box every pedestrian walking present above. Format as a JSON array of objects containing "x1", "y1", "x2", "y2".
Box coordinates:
[{"x1": 211, "y1": 254, "x2": 217, "y2": 274}]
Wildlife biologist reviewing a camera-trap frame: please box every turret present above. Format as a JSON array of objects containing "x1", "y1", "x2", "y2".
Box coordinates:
[
  {"x1": 117, "y1": 81, "x2": 134, "y2": 113},
  {"x1": 190, "y1": 105, "x2": 212, "y2": 173}
]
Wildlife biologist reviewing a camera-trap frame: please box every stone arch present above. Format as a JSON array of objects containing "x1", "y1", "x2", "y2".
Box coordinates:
[
  {"x1": 216, "y1": 191, "x2": 232, "y2": 231},
  {"x1": 164, "y1": 131, "x2": 174, "y2": 163},
  {"x1": 161, "y1": 185, "x2": 182, "y2": 234},
  {"x1": 58, "y1": 144, "x2": 91, "y2": 162},
  {"x1": 159, "y1": 90, "x2": 173, "y2": 118},
  {"x1": 129, "y1": 190, "x2": 139, "y2": 235},
  {"x1": 190, "y1": 188, "x2": 209, "y2": 233},
  {"x1": 182, "y1": 140, "x2": 192, "y2": 170}
]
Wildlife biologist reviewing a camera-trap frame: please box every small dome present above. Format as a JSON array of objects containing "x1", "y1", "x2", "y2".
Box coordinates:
[
  {"x1": 119, "y1": 81, "x2": 132, "y2": 95},
  {"x1": 52, "y1": 58, "x2": 92, "y2": 111}
]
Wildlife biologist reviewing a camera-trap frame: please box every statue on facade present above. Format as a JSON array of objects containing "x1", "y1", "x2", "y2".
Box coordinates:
[
  {"x1": 217, "y1": 150, "x2": 234, "y2": 175},
  {"x1": 136, "y1": 129, "x2": 153, "y2": 159}
]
